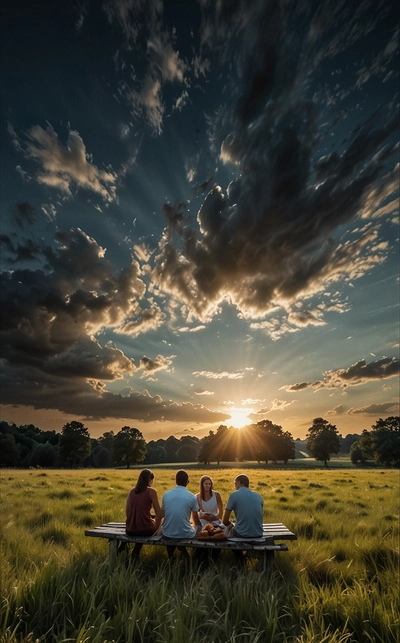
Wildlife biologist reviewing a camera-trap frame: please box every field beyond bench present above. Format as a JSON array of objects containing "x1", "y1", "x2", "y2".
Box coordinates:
[{"x1": 85, "y1": 522, "x2": 297, "y2": 573}]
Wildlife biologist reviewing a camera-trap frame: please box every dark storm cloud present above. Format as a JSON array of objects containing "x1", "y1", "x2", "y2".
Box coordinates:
[
  {"x1": 283, "y1": 357, "x2": 400, "y2": 392},
  {"x1": 1, "y1": 228, "x2": 147, "y2": 377},
  {"x1": 12, "y1": 202, "x2": 37, "y2": 227},
  {"x1": 0, "y1": 224, "x2": 226, "y2": 423},
  {"x1": 0, "y1": 235, "x2": 42, "y2": 263},
  {"x1": 0, "y1": 364, "x2": 229, "y2": 423},
  {"x1": 150, "y1": 0, "x2": 398, "y2": 326}
]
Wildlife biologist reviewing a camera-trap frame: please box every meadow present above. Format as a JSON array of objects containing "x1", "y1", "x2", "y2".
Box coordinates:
[{"x1": 0, "y1": 467, "x2": 398, "y2": 643}]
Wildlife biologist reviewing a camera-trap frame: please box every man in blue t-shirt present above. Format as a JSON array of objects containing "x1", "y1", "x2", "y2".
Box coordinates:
[
  {"x1": 223, "y1": 474, "x2": 263, "y2": 538},
  {"x1": 161, "y1": 470, "x2": 201, "y2": 558}
]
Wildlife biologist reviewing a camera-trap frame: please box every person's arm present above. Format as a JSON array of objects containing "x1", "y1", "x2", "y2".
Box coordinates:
[
  {"x1": 223, "y1": 508, "x2": 232, "y2": 527},
  {"x1": 125, "y1": 490, "x2": 132, "y2": 522},
  {"x1": 150, "y1": 488, "x2": 163, "y2": 530},
  {"x1": 202, "y1": 492, "x2": 223, "y2": 521},
  {"x1": 192, "y1": 510, "x2": 201, "y2": 527},
  {"x1": 215, "y1": 491, "x2": 223, "y2": 520}
]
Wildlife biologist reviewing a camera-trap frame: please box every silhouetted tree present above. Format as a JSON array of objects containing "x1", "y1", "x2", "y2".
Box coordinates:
[
  {"x1": 369, "y1": 416, "x2": 400, "y2": 466},
  {"x1": 144, "y1": 442, "x2": 168, "y2": 464},
  {"x1": 59, "y1": 421, "x2": 91, "y2": 468},
  {"x1": 198, "y1": 431, "x2": 215, "y2": 464},
  {"x1": 0, "y1": 432, "x2": 20, "y2": 466},
  {"x1": 350, "y1": 440, "x2": 367, "y2": 465},
  {"x1": 247, "y1": 420, "x2": 295, "y2": 463},
  {"x1": 163, "y1": 436, "x2": 180, "y2": 462},
  {"x1": 92, "y1": 445, "x2": 112, "y2": 467},
  {"x1": 339, "y1": 433, "x2": 360, "y2": 454},
  {"x1": 306, "y1": 417, "x2": 341, "y2": 467},
  {"x1": 176, "y1": 436, "x2": 201, "y2": 462},
  {"x1": 112, "y1": 426, "x2": 146, "y2": 468},
  {"x1": 98, "y1": 431, "x2": 115, "y2": 452},
  {"x1": 30, "y1": 442, "x2": 57, "y2": 467}
]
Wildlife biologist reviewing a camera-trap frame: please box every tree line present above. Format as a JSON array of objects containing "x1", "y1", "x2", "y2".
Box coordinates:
[{"x1": 0, "y1": 416, "x2": 398, "y2": 469}]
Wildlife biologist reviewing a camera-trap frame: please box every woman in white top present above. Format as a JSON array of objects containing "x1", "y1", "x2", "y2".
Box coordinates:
[{"x1": 196, "y1": 475, "x2": 223, "y2": 528}]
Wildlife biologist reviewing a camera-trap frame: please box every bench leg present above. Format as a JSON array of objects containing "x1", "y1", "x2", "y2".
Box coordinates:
[
  {"x1": 258, "y1": 550, "x2": 274, "y2": 576},
  {"x1": 109, "y1": 539, "x2": 118, "y2": 572},
  {"x1": 167, "y1": 545, "x2": 176, "y2": 559}
]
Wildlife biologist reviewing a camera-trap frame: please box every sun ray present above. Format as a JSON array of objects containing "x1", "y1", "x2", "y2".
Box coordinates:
[{"x1": 228, "y1": 408, "x2": 253, "y2": 429}]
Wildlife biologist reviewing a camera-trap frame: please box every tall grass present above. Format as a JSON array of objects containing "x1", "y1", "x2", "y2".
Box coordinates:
[{"x1": 1, "y1": 468, "x2": 398, "y2": 642}]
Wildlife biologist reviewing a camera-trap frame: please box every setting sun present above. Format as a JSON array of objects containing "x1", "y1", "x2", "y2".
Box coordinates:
[{"x1": 228, "y1": 408, "x2": 253, "y2": 429}]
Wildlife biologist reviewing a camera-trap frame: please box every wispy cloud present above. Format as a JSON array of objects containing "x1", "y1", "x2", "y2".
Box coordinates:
[
  {"x1": 193, "y1": 370, "x2": 246, "y2": 380},
  {"x1": 13, "y1": 124, "x2": 117, "y2": 202}
]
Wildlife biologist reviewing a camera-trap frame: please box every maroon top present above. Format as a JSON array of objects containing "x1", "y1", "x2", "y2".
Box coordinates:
[{"x1": 126, "y1": 487, "x2": 155, "y2": 533}]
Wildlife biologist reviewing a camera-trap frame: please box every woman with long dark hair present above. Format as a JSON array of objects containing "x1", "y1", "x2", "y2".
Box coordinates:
[{"x1": 126, "y1": 468, "x2": 162, "y2": 537}]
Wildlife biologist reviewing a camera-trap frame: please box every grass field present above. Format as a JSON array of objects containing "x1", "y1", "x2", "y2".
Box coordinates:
[{"x1": 0, "y1": 467, "x2": 398, "y2": 642}]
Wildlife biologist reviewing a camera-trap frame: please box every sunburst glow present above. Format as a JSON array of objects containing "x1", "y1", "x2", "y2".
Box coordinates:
[{"x1": 228, "y1": 408, "x2": 253, "y2": 429}]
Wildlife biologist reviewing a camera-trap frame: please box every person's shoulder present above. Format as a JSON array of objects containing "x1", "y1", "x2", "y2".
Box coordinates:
[{"x1": 253, "y1": 489, "x2": 263, "y2": 500}]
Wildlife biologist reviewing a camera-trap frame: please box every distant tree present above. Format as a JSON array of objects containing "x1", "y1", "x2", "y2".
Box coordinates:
[
  {"x1": 247, "y1": 420, "x2": 295, "y2": 464},
  {"x1": 176, "y1": 437, "x2": 200, "y2": 462},
  {"x1": 59, "y1": 421, "x2": 91, "y2": 468},
  {"x1": 0, "y1": 432, "x2": 20, "y2": 466},
  {"x1": 92, "y1": 445, "x2": 112, "y2": 467},
  {"x1": 369, "y1": 416, "x2": 400, "y2": 467},
  {"x1": 351, "y1": 429, "x2": 375, "y2": 465},
  {"x1": 212, "y1": 425, "x2": 236, "y2": 463},
  {"x1": 340, "y1": 433, "x2": 361, "y2": 454},
  {"x1": 198, "y1": 431, "x2": 215, "y2": 464},
  {"x1": 39, "y1": 430, "x2": 59, "y2": 446},
  {"x1": 112, "y1": 426, "x2": 146, "y2": 468},
  {"x1": 306, "y1": 417, "x2": 341, "y2": 467},
  {"x1": 275, "y1": 430, "x2": 296, "y2": 463},
  {"x1": 163, "y1": 436, "x2": 180, "y2": 462},
  {"x1": 30, "y1": 442, "x2": 57, "y2": 468},
  {"x1": 144, "y1": 442, "x2": 168, "y2": 464},
  {"x1": 98, "y1": 431, "x2": 115, "y2": 452},
  {"x1": 350, "y1": 440, "x2": 367, "y2": 465}
]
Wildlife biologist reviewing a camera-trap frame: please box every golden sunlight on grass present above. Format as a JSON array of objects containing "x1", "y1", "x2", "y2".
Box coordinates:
[{"x1": 228, "y1": 408, "x2": 253, "y2": 428}]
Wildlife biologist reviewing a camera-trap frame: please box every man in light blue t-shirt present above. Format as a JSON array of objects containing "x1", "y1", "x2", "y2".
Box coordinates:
[
  {"x1": 223, "y1": 474, "x2": 263, "y2": 538},
  {"x1": 161, "y1": 470, "x2": 201, "y2": 558}
]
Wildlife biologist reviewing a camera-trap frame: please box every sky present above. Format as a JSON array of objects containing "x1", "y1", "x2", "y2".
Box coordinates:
[{"x1": 1, "y1": 0, "x2": 399, "y2": 442}]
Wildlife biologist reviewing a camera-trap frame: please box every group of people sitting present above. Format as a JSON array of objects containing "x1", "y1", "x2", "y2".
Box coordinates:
[{"x1": 125, "y1": 468, "x2": 264, "y2": 557}]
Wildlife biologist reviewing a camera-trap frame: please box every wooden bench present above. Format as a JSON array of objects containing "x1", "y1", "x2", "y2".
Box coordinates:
[{"x1": 85, "y1": 522, "x2": 297, "y2": 573}]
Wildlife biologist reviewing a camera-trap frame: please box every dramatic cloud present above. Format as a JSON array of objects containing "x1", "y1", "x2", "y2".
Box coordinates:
[
  {"x1": 116, "y1": 302, "x2": 165, "y2": 337},
  {"x1": 108, "y1": 0, "x2": 187, "y2": 133},
  {"x1": 16, "y1": 125, "x2": 117, "y2": 201},
  {"x1": 140, "y1": 354, "x2": 175, "y2": 375},
  {"x1": 0, "y1": 365, "x2": 230, "y2": 423},
  {"x1": 0, "y1": 228, "x2": 149, "y2": 383},
  {"x1": 283, "y1": 357, "x2": 400, "y2": 392},
  {"x1": 1, "y1": 0, "x2": 397, "y2": 434},
  {"x1": 348, "y1": 402, "x2": 399, "y2": 416},
  {"x1": 150, "y1": 1, "x2": 397, "y2": 322}
]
